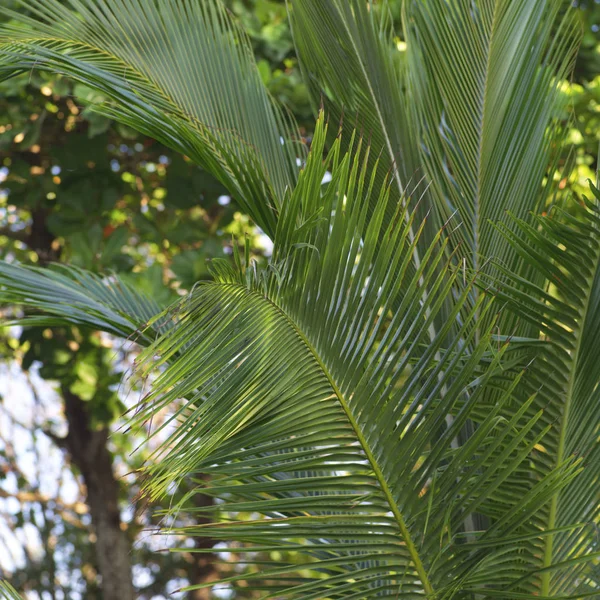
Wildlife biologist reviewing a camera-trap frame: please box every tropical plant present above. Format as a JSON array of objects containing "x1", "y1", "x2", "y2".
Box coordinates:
[
  {"x1": 0, "y1": 0, "x2": 598, "y2": 598},
  {"x1": 0, "y1": 1, "x2": 292, "y2": 596}
]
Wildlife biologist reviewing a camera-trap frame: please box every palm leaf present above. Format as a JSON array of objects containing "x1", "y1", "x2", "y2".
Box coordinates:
[
  {"x1": 0, "y1": 3, "x2": 594, "y2": 596},
  {"x1": 288, "y1": 0, "x2": 440, "y2": 266},
  {"x1": 288, "y1": 0, "x2": 579, "y2": 275},
  {"x1": 288, "y1": 1, "x2": 426, "y2": 200},
  {"x1": 287, "y1": 0, "x2": 457, "y2": 398},
  {"x1": 404, "y1": 0, "x2": 580, "y2": 277},
  {"x1": 131, "y1": 119, "x2": 579, "y2": 597},
  {"x1": 286, "y1": 1, "x2": 581, "y2": 409},
  {"x1": 0, "y1": 0, "x2": 304, "y2": 236},
  {"x1": 481, "y1": 185, "x2": 600, "y2": 594},
  {"x1": 0, "y1": 262, "x2": 166, "y2": 344}
]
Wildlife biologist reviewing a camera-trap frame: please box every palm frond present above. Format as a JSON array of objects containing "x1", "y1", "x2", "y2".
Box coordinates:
[
  {"x1": 287, "y1": 0, "x2": 454, "y2": 371},
  {"x1": 131, "y1": 119, "x2": 579, "y2": 597},
  {"x1": 0, "y1": 0, "x2": 304, "y2": 235},
  {"x1": 482, "y1": 184, "x2": 600, "y2": 594},
  {"x1": 0, "y1": 3, "x2": 594, "y2": 597},
  {"x1": 288, "y1": 0, "x2": 437, "y2": 247},
  {"x1": 404, "y1": 0, "x2": 580, "y2": 276},
  {"x1": 0, "y1": 262, "x2": 166, "y2": 344}
]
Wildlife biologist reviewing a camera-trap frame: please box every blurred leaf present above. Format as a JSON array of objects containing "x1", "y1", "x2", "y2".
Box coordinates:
[
  {"x1": 16, "y1": 110, "x2": 45, "y2": 150},
  {"x1": 100, "y1": 227, "x2": 129, "y2": 266},
  {"x1": 166, "y1": 155, "x2": 228, "y2": 209},
  {"x1": 70, "y1": 360, "x2": 98, "y2": 401},
  {"x1": 83, "y1": 109, "x2": 112, "y2": 138},
  {"x1": 121, "y1": 263, "x2": 174, "y2": 306},
  {"x1": 67, "y1": 224, "x2": 103, "y2": 269},
  {"x1": 170, "y1": 249, "x2": 210, "y2": 289}
]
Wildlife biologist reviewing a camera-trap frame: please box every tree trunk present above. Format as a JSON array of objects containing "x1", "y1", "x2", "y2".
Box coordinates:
[
  {"x1": 25, "y1": 204, "x2": 134, "y2": 600},
  {"x1": 62, "y1": 389, "x2": 135, "y2": 600},
  {"x1": 189, "y1": 479, "x2": 218, "y2": 599},
  {"x1": 24, "y1": 180, "x2": 217, "y2": 598}
]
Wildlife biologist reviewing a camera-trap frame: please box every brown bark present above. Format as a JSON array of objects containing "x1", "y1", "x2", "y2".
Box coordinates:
[
  {"x1": 61, "y1": 389, "x2": 135, "y2": 600},
  {"x1": 18, "y1": 148, "x2": 218, "y2": 598},
  {"x1": 188, "y1": 478, "x2": 218, "y2": 599},
  {"x1": 23, "y1": 202, "x2": 134, "y2": 599}
]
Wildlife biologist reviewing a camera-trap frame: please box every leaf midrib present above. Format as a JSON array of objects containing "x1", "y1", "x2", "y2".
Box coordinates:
[
  {"x1": 251, "y1": 287, "x2": 435, "y2": 595},
  {"x1": 473, "y1": 2, "x2": 501, "y2": 275},
  {"x1": 541, "y1": 228, "x2": 600, "y2": 594}
]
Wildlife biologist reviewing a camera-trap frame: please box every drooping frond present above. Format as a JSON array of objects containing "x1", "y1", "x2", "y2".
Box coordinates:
[
  {"x1": 0, "y1": 0, "x2": 304, "y2": 235},
  {"x1": 130, "y1": 119, "x2": 578, "y2": 598},
  {"x1": 404, "y1": 0, "x2": 580, "y2": 276},
  {"x1": 481, "y1": 185, "x2": 600, "y2": 594},
  {"x1": 0, "y1": 262, "x2": 165, "y2": 344}
]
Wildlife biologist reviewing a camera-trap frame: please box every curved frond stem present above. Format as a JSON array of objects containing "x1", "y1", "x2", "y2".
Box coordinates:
[{"x1": 259, "y1": 289, "x2": 435, "y2": 595}]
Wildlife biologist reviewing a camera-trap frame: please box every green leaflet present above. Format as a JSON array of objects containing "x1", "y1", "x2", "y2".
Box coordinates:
[{"x1": 0, "y1": 582, "x2": 23, "y2": 600}]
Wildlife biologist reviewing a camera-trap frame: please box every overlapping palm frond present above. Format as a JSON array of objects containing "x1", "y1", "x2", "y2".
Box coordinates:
[
  {"x1": 122, "y1": 119, "x2": 582, "y2": 598},
  {"x1": 287, "y1": 0, "x2": 448, "y2": 373},
  {"x1": 288, "y1": 0, "x2": 432, "y2": 237},
  {"x1": 0, "y1": 1, "x2": 597, "y2": 598},
  {"x1": 0, "y1": 0, "x2": 304, "y2": 236},
  {"x1": 0, "y1": 262, "x2": 166, "y2": 344},
  {"x1": 480, "y1": 185, "x2": 600, "y2": 595},
  {"x1": 288, "y1": 1, "x2": 580, "y2": 277},
  {"x1": 404, "y1": 0, "x2": 580, "y2": 278}
]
